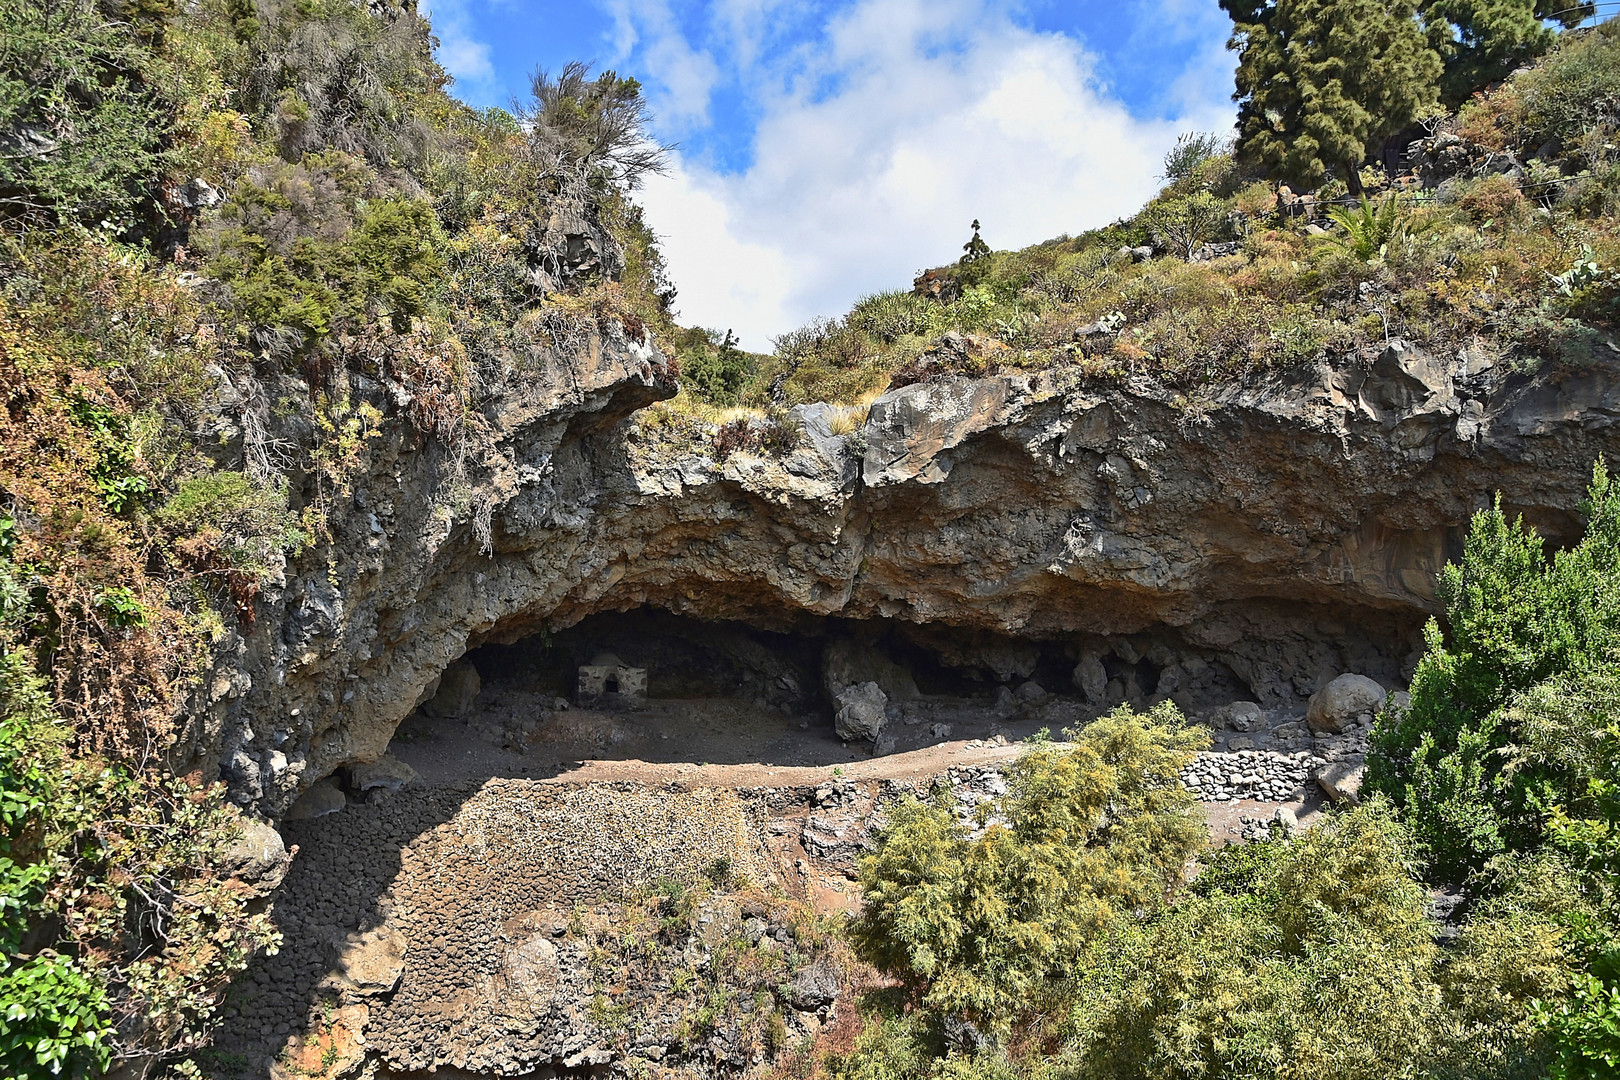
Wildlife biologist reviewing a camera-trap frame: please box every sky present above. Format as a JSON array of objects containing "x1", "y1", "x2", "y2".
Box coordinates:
[{"x1": 421, "y1": 0, "x2": 1240, "y2": 350}]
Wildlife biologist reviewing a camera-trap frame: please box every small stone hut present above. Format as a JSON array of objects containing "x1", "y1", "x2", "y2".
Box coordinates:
[{"x1": 577, "y1": 652, "x2": 647, "y2": 703}]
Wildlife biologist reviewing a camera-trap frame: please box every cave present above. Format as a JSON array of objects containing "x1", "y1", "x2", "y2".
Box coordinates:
[{"x1": 371, "y1": 605, "x2": 1288, "y2": 787}]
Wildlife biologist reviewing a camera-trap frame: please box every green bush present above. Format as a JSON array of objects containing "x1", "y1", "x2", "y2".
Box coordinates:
[
  {"x1": 0, "y1": 0, "x2": 174, "y2": 231},
  {"x1": 1059, "y1": 802, "x2": 1563, "y2": 1080},
  {"x1": 849, "y1": 704, "x2": 1207, "y2": 1030},
  {"x1": 208, "y1": 175, "x2": 446, "y2": 341},
  {"x1": 0, "y1": 651, "x2": 112, "y2": 1078},
  {"x1": 155, "y1": 470, "x2": 302, "y2": 576},
  {"x1": 0, "y1": 646, "x2": 279, "y2": 1077},
  {"x1": 677, "y1": 328, "x2": 755, "y2": 406},
  {"x1": 1515, "y1": 20, "x2": 1620, "y2": 161},
  {"x1": 1138, "y1": 192, "x2": 1230, "y2": 259},
  {"x1": 1367, "y1": 461, "x2": 1620, "y2": 882}
]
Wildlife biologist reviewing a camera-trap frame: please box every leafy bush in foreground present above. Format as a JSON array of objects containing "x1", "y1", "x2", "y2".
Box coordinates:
[
  {"x1": 1059, "y1": 802, "x2": 1571, "y2": 1080},
  {"x1": 1368, "y1": 461, "x2": 1620, "y2": 882},
  {"x1": 849, "y1": 705, "x2": 1207, "y2": 1031}
]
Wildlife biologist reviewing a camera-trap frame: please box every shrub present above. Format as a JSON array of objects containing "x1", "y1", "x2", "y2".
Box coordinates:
[
  {"x1": 1321, "y1": 195, "x2": 1426, "y2": 262},
  {"x1": 208, "y1": 168, "x2": 446, "y2": 343},
  {"x1": 0, "y1": 646, "x2": 279, "y2": 1077},
  {"x1": 1060, "y1": 801, "x2": 1564, "y2": 1080},
  {"x1": 1368, "y1": 461, "x2": 1620, "y2": 883},
  {"x1": 849, "y1": 704, "x2": 1206, "y2": 1030},
  {"x1": 157, "y1": 470, "x2": 302, "y2": 579},
  {"x1": 1161, "y1": 132, "x2": 1231, "y2": 187},
  {"x1": 1514, "y1": 20, "x2": 1620, "y2": 162},
  {"x1": 1138, "y1": 192, "x2": 1229, "y2": 259},
  {"x1": 679, "y1": 328, "x2": 755, "y2": 407},
  {"x1": 0, "y1": 0, "x2": 174, "y2": 231}
]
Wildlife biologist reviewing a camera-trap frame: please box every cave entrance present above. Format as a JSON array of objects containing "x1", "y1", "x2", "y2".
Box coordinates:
[{"x1": 380, "y1": 605, "x2": 1259, "y2": 787}]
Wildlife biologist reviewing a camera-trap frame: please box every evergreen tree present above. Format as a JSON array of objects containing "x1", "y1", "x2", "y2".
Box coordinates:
[
  {"x1": 959, "y1": 219, "x2": 990, "y2": 265},
  {"x1": 1423, "y1": 0, "x2": 1592, "y2": 105},
  {"x1": 1221, "y1": 0, "x2": 1444, "y2": 194}
]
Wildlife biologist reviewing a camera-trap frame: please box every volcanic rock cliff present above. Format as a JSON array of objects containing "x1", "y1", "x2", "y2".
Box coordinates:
[{"x1": 184, "y1": 328, "x2": 1620, "y2": 817}]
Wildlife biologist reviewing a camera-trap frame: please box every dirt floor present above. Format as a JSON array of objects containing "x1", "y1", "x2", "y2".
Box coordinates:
[
  {"x1": 386, "y1": 690, "x2": 1326, "y2": 846},
  {"x1": 389, "y1": 691, "x2": 1052, "y2": 786}
]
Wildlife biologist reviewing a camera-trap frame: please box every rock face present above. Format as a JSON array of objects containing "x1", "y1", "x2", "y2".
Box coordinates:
[{"x1": 179, "y1": 333, "x2": 1620, "y2": 814}]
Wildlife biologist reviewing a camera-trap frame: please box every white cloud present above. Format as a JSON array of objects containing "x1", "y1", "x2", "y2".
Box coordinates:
[
  {"x1": 628, "y1": 0, "x2": 1235, "y2": 351},
  {"x1": 603, "y1": 0, "x2": 721, "y2": 128},
  {"x1": 423, "y1": 0, "x2": 496, "y2": 93}
]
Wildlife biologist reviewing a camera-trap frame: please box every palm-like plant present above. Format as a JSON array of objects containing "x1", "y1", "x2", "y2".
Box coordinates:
[{"x1": 1324, "y1": 195, "x2": 1421, "y2": 261}]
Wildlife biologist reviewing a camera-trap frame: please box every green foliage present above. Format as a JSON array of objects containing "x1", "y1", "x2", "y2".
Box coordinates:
[
  {"x1": 1323, "y1": 195, "x2": 1428, "y2": 261},
  {"x1": 155, "y1": 471, "x2": 302, "y2": 576},
  {"x1": 959, "y1": 220, "x2": 990, "y2": 266},
  {"x1": 1539, "y1": 973, "x2": 1620, "y2": 1080},
  {"x1": 0, "y1": 645, "x2": 279, "y2": 1074},
  {"x1": 208, "y1": 173, "x2": 446, "y2": 342},
  {"x1": 1423, "y1": 0, "x2": 1586, "y2": 105},
  {"x1": 232, "y1": 0, "x2": 444, "y2": 171},
  {"x1": 1060, "y1": 801, "x2": 1563, "y2": 1080},
  {"x1": 1161, "y1": 132, "x2": 1231, "y2": 186},
  {"x1": 1221, "y1": 0, "x2": 1442, "y2": 192},
  {"x1": 0, "y1": 650, "x2": 113, "y2": 1079},
  {"x1": 1512, "y1": 18, "x2": 1620, "y2": 157},
  {"x1": 1189, "y1": 833, "x2": 1288, "y2": 901},
  {"x1": 519, "y1": 62, "x2": 669, "y2": 191},
  {"x1": 678, "y1": 328, "x2": 755, "y2": 407},
  {"x1": 1138, "y1": 192, "x2": 1229, "y2": 259},
  {"x1": 847, "y1": 290, "x2": 935, "y2": 344},
  {"x1": 0, "y1": 0, "x2": 174, "y2": 231},
  {"x1": 849, "y1": 704, "x2": 1207, "y2": 1030},
  {"x1": 1368, "y1": 461, "x2": 1620, "y2": 882}
]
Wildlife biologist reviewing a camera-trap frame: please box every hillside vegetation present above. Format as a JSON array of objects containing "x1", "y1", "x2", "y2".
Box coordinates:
[
  {"x1": 660, "y1": 21, "x2": 1620, "y2": 420},
  {"x1": 4, "y1": 0, "x2": 1620, "y2": 1078},
  {"x1": 791, "y1": 466, "x2": 1620, "y2": 1080},
  {"x1": 1, "y1": 1, "x2": 677, "y2": 1075}
]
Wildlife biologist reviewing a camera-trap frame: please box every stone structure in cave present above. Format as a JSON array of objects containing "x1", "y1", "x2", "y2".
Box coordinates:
[{"x1": 576, "y1": 652, "x2": 646, "y2": 703}]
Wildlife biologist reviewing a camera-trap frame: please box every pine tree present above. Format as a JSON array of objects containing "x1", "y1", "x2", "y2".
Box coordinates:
[
  {"x1": 1221, "y1": 0, "x2": 1444, "y2": 194},
  {"x1": 959, "y1": 219, "x2": 990, "y2": 265},
  {"x1": 1423, "y1": 0, "x2": 1592, "y2": 105}
]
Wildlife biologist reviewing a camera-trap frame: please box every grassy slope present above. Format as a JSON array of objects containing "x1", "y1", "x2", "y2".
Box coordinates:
[{"x1": 655, "y1": 22, "x2": 1620, "y2": 422}]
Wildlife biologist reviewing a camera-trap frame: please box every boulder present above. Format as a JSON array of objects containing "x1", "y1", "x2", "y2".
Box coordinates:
[
  {"x1": 1072, "y1": 655, "x2": 1108, "y2": 705},
  {"x1": 1223, "y1": 701, "x2": 1265, "y2": 732},
  {"x1": 423, "y1": 660, "x2": 481, "y2": 718},
  {"x1": 1307, "y1": 674, "x2": 1387, "y2": 733},
  {"x1": 220, "y1": 818, "x2": 292, "y2": 893},
  {"x1": 1315, "y1": 755, "x2": 1367, "y2": 804},
  {"x1": 1014, "y1": 680, "x2": 1048, "y2": 703},
  {"x1": 833, "y1": 682, "x2": 887, "y2": 742},
  {"x1": 350, "y1": 754, "x2": 417, "y2": 793},
  {"x1": 285, "y1": 776, "x2": 345, "y2": 821},
  {"x1": 784, "y1": 959, "x2": 840, "y2": 1010},
  {"x1": 333, "y1": 924, "x2": 406, "y2": 995}
]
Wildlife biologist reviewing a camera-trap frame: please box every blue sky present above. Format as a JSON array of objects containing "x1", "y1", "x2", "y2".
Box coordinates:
[{"x1": 423, "y1": 0, "x2": 1240, "y2": 349}]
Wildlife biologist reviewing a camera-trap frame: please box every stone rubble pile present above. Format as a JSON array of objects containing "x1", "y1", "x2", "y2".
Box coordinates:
[{"x1": 1179, "y1": 749, "x2": 1327, "y2": 802}]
